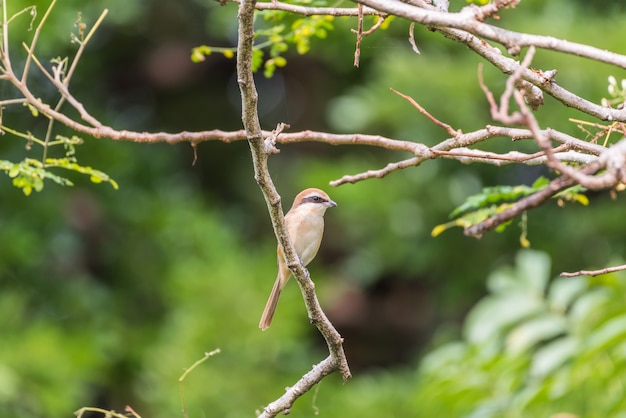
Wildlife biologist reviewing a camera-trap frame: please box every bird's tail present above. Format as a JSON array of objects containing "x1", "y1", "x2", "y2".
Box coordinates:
[{"x1": 259, "y1": 274, "x2": 283, "y2": 330}]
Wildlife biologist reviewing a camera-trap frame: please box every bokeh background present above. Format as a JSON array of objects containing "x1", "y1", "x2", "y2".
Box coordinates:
[{"x1": 2, "y1": 0, "x2": 626, "y2": 417}]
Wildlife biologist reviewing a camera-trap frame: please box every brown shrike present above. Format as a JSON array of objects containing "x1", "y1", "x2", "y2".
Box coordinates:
[{"x1": 259, "y1": 188, "x2": 337, "y2": 330}]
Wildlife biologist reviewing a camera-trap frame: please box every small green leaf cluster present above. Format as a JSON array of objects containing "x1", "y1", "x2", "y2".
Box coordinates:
[
  {"x1": 415, "y1": 250, "x2": 626, "y2": 416},
  {"x1": 289, "y1": 15, "x2": 334, "y2": 55},
  {"x1": 602, "y1": 75, "x2": 626, "y2": 108},
  {"x1": 0, "y1": 158, "x2": 70, "y2": 195},
  {"x1": 192, "y1": 5, "x2": 335, "y2": 77},
  {"x1": 0, "y1": 134, "x2": 118, "y2": 195},
  {"x1": 432, "y1": 176, "x2": 588, "y2": 239}
]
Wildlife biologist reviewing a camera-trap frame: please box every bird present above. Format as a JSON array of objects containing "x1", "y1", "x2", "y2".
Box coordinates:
[{"x1": 259, "y1": 188, "x2": 337, "y2": 330}]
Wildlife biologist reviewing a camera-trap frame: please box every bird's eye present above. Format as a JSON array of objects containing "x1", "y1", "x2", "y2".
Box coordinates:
[{"x1": 312, "y1": 196, "x2": 321, "y2": 202}]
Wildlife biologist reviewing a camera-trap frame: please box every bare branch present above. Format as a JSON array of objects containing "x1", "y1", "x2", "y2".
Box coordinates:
[
  {"x1": 561, "y1": 264, "x2": 626, "y2": 278},
  {"x1": 259, "y1": 356, "x2": 336, "y2": 417},
  {"x1": 359, "y1": 15, "x2": 387, "y2": 36},
  {"x1": 353, "y1": 3, "x2": 363, "y2": 67},
  {"x1": 330, "y1": 156, "x2": 421, "y2": 186},
  {"x1": 235, "y1": 0, "x2": 382, "y2": 16},
  {"x1": 21, "y1": 45, "x2": 102, "y2": 128},
  {"x1": 357, "y1": 0, "x2": 626, "y2": 123},
  {"x1": 391, "y1": 88, "x2": 458, "y2": 136},
  {"x1": 22, "y1": 0, "x2": 58, "y2": 83},
  {"x1": 356, "y1": 0, "x2": 626, "y2": 69},
  {"x1": 351, "y1": 8, "x2": 387, "y2": 66}
]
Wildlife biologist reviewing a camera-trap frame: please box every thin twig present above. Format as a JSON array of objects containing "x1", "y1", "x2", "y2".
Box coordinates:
[
  {"x1": 353, "y1": 4, "x2": 363, "y2": 67},
  {"x1": 561, "y1": 264, "x2": 626, "y2": 278},
  {"x1": 22, "y1": 0, "x2": 58, "y2": 84},
  {"x1": 179, "y1": 349, "x2": 221, "y2": 418},
  {"x1": 391, "y1": 88, "x2": 458, "y2": 136},
  {"x1": 259, "y1": 356, "x2": 336, "y2": 417},
  {"x1": 330, "y1": 157, "x2": 421, "y2": 186},
  {"x1": 357, "y1": 0, "x2": 626, "y2": 69},
  {"x1": 241, "y1": 0, "x2": 382, "y2": 16},
  {"x1": 64, "y1": 9, "x2": 108, "y2": 86}
]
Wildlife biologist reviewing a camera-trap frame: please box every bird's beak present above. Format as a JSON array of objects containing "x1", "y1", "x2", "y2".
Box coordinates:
[{"x1": 327, "y1": 199, "x2": 337, "y2": 208}]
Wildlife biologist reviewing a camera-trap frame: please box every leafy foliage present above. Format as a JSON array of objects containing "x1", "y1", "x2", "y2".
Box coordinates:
[
  {"x1": 192, "y1": 4, "x2": 337, "y2": 77},
  {"x1": 603, "y1": 75, "x2": 626, "y2": 108},
  {"x1": 0, "y1": 135, "x2": 118, "y2": 195},
  {"x1": 413, "y1": 250, "x2": 626, "y2": 417},
  {"x1": 431, "y1": 176, "x2": 588, "y2": 239},
  {"x1": 0, "y1": 4, "x2": 117, "y2": 196}
]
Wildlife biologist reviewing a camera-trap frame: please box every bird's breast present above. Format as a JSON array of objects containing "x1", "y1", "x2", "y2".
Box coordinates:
[{"x1": 286, "y1": 211, "x2": 325, "y2": 266}]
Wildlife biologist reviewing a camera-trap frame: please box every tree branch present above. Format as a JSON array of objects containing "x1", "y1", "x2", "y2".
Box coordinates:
[
  {"x1": 356, "y1": 0, "x2": 626, "y2": 123},
  {"x1": 259, "y1": 356, "x2": 336, "y2": 417},
  {"x1": 462, "y1": 46, "x2": 626, "y2": 237},
  {"x1": 463, "y1": 159, "x2": 602, "y2": 238},
  {"x1": 356, "y1": 0, "x2": 626, "y2": 68},
  {"x1": 236, "y1": 1, "x2": 350, "y2": 415},
  {"x1": 561, "y1": 264, "x2": 626, "y2": 278},
  {"x1": 236, "y1": 0, "x2": 382, "y2": 16}
]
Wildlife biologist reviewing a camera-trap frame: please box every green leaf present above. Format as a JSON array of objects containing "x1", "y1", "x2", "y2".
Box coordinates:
[
  {"x1": 530, "y1": 336, "x2": 577, "y2": 377},
  {"x1": 465, "y1": 293, "x2": 544, "y2": 345},
  {"x1": 555, "y1": 184, "x2": 589, "y2": 206},
  {"x1": 8, "y1": 165, "x2": 20, "y2": 178},
  {"x1": 506, "y1": 315, "x2": 568, "y2": 354},
  {"x1": 419, "y1": 342, "x2": 468, "y2": 374},
  {"x1": 547, "y1": 276, "x2": 588, "y2": 313},
  {"x1": 23, "y1": 102, "x2": 39, "y2": 117},
  {"x1": 515, "y1": 250, "x2": 551, "y2": 295},
  {"x1": 263, "y1": 61, "x2": 276, "y2": 78},
  {"x1": 432, "y1": 205, "x2": 506, "y2": 236},
  {"x1": 438, "y1": 178, "x2": 589, "y2": 239},
  {"x1": 450, "y1": 182, "x2": 545, "y2": 218},
  {"x1": 273, "y1": 56, "x2": 287, "y2": 67},
  {"x1": 190, "y1": 45, "x2": 212, "y2": 63},
  {"x1": 568, "y1": 287, "x2": 611, "y2": 331},
  {"x1": 582, "y1": 313, "x2": 626, "y2": 358},
  {"x1": 45, "y1": 158, "x2": 119, "y2": 190},
  {"x1": 251, "y1": 48, "x2": 264, "y2": 73},
  {"x1": 269, "y1": 41, "x2": 288, "y2": 57},
  {"x1": 487, "y1": 267, "x2": 522, "y2": 294}
]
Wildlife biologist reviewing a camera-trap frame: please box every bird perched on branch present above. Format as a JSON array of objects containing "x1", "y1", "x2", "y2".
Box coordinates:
[{"x1": 259, "y1": 188, "x2": 337, "y2": 330}]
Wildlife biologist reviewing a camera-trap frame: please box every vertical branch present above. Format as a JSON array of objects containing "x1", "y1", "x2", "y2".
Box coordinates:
[
  {"x1": 0, "y1": 0, "x2": 11, "y2": 71},
  {"x1": 236, "y1": 1, "x2": 351, "y2": 415},
  {"x1": 22, "y1": 0, "x2": 57, "y2": 83},
  {"x1": 40, "y1": 8, "x2": 109, "y2": 160},
  {"x1": 236, "y1": 0, "x2": 284, "y2": 240},
  {"x1": 353, "y1": 3, "x2": 363, "y2": 67},
  {"x1": 64, "y1": 9, "x2": 109, "y2": 86}
]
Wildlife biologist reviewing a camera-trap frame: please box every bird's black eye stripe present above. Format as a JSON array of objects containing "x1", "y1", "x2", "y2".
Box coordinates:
[{"x1": 305, "y1": 195, "x2": 324, "y2": 203}]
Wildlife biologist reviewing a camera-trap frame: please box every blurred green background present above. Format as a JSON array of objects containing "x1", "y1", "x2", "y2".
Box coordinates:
[{"x1": 2, "y1": 0, "x2": 626, "y2": 417}]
